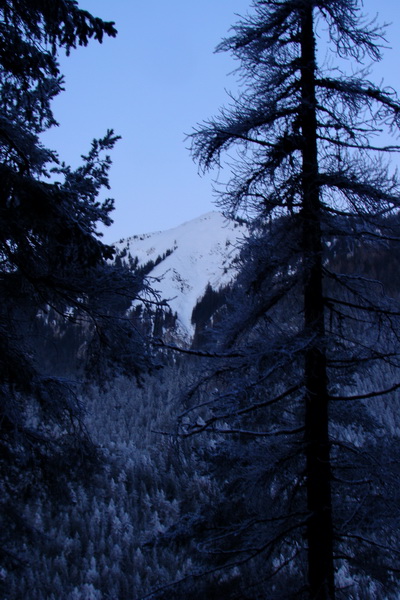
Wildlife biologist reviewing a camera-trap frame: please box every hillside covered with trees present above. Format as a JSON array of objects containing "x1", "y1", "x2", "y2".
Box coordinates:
[{"x1": 2, "y1": 1, "x2": 400, "y2": 600}]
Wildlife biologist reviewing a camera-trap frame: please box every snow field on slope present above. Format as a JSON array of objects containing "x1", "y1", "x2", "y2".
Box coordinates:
[{"x1": 115, "y1": 212, "x2": 247, "y2": 338}]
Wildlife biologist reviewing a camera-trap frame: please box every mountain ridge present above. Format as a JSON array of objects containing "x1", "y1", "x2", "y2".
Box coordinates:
[{"x1": 113, "y1": 211, "x2": 248, "y2": 341}]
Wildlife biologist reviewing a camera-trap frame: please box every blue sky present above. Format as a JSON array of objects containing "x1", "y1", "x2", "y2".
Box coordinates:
[{"x1": 42, "y1": 0, "x2": 400, "y2": 243}]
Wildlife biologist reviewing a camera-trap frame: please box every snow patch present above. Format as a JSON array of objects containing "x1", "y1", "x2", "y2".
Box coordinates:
[{"x1": 114, "y1": 212, "x2": 247, "y2": 339}]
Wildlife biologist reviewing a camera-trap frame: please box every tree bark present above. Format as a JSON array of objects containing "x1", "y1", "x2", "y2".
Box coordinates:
[{"x1": 300, "y1": 6, "x2": 335, "y2": 599}]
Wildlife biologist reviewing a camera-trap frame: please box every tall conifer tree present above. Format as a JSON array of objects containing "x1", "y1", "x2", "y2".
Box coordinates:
[
  {"x1": 0, "y1": 0, "x2": 151, "y2": 571},
  {"x1": 177, "y1": 1, "x2": 400, "y2": 598}
]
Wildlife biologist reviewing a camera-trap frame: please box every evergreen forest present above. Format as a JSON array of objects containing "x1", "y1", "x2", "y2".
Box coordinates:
[{"x1": 2, "y1": 1, "x2": 400, "y2": 599}]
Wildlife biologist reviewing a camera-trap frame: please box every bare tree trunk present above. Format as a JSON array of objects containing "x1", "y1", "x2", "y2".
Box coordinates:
[{"x1": 300, "y1": 6, "x2": 335, "y2": 599}]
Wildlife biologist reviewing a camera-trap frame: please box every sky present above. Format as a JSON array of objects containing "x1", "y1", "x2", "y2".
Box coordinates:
[{"x1": 41, "y1": 0, "x2": 400, "y2": 243}]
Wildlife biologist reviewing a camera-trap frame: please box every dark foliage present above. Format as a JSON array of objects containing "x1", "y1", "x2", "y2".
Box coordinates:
[
  {"x1": 166, "y1": 1, "x2": 400, "y2": 598},
  {"x1": 0, "y1": 0, "x2": 152, "y2": 576},
  {"x1": 191, "y1": 283, "x2": 231, "y2": 349}
]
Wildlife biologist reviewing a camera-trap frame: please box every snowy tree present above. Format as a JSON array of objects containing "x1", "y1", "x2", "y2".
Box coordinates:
[
  {"x1": 0, "y1": 0, "x2": 152, "y2": 576},
  {"x1": 2, "y1": 367, "x2": 209, "y2": 599},
  {"x1": 171, "y1": 1, "x2": 400, "y2": 599}
]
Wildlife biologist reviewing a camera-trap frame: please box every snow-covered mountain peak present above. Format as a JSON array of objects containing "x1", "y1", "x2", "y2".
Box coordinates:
[{"x1": 114, "y1": 211, "x2": 248, "y2": 341}]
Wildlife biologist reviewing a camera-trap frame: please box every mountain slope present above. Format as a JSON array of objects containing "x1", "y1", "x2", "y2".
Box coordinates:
[{"x1": 114, "y1": 212, "x2": 248, "y2": 341}]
